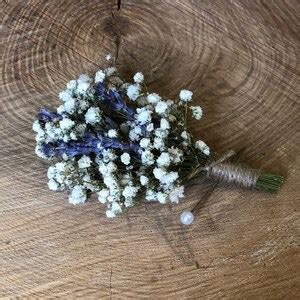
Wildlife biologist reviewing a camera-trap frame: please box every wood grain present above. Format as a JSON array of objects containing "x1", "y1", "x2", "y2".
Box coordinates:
[{"x1": 0, "y1": 0, "x2": 299, "y2": 298}]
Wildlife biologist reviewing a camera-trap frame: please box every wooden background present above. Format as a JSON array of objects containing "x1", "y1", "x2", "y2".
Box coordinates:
[{"x1": 0, "y1": 0, "x2": 299, "y2": 298}]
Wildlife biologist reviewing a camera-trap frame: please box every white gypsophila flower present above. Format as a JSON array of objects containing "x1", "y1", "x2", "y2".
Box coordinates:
[
  {"x1": 107, "y1": 196, "x2": 114, "y2": 203},
  {"x1": 82, "y1": 173, "x2": 91, "y2": 182},
  {"x1": 160, "y1": 172, "x2": 179, "y2": 185},
  {"x1": 157, "y1": 192, "x2": 167, "y2": 204},
  {"x1": 179, "y1": 89, "x2": 193, "y2": 102},
  {"x1": 133, "y1": 125, "x2": 142, "y2": 135},
  {"x1": 66, "y1": 80, "x2": 77, "y2": 90},
  {"x1": 84, "y1": 182, "x2": 97, "y2": 192},
  {"x1": 107, "y1": 161, "x2": 118, "y2": 174},
  {"x1": 107, "y1": 129, "x2": 118, "y2": 138},
  {"x1": 155, "y1": 129, "x2": 169, "y2": 139},
  {"x1": 145, "y1": 189, "x2": 157, "y2": 201},
  {"x1": 64, "y1": 176, "x2": 73, "y2": 187},
  {"x1": 120, "y1": 152, "x2": 131, "y2": 165},
  {"x1": 166, "y1": 99, "x2": 174, "y2": 106},
  {"x1": 169, "y1": 185, "x2": 184, "y2": 203},
  {"x1": 140, "y1": 175, "x2": 149, "y2": 186},
  {"x1": 127, "y1": 84, "x2": 141, "y2": 101},
  {"x1": 156, "y1": 152, "x2": 171, "y2": 167},
  {"x1": 129, "y1": 129, "x2": 139, "y2": 141},
  {"x1": 77, "y1": 81, "x2": 90, "y2": 94},
  {"x1": 77, "y1": 74, "x2": 91, "y2": 94},
  {"x1": 59, "y1": 118, "x2": 75, "y2": 131},
  {"x1": 47, "y1": 165, "x2": 56, "y2": 179},
  {"x1": 107, "y1": 189, "x2": 121, "y2": 202},
  {"x1": 120, "y1": 173, "x2": 132, "y2": 186},
  {"x1": 45, "y1": 123, "x2": 62, "y2": 141},
  {"x1": 78, "y1": 74, "x2": 91, "y2": 82},
  {"x1": 64, "y1": 98, "x2": 76, "y2": 113},
  {"x1": 103, "y1": 175, "x2": 119, "y2": 192},
  {"x1": 35, "y1": 132, "x2": 45, "y2": 143},
  {"x1": 195, "y1": 140, "x2": 210, "y2": 156},
  {"x1": 168, "y1": 147, "x2": 183, "y2": 163},
  {"x1": 62, "y1": 153, "x2": 69, "y2": 161},
  {"x1": 106, "y1": 67, "x2": 117, "y2": 76},
  {"x1": 146, "y1": 123, "x2": 154, "y2": 132},
  {"x1": 34, "y1": 128, "x2": 45, "y2": 141},
  {"x1": 35, "y1": 145, "x2": 48, "y2": 159},
  {"x1": 44, "y1": 123, "x2": 53, "y2": 138},
  {"x1": 99, "y1": 161, "x2": 116, "y2": 175},
  {"x1": 122, "y1": 186, "x2": 139, "y2": 198},
  {"x1": 141, "y1": 150, "x2": 155, "y2": 166},
  {"x1": 85, "y1": 107, "x2": 101, "y2": 124},
  {"x1": 95, "y1": 156, "x2": 102, "y2": 165},
  {"x1": 63, "y1": 134, "x2": 70, "y2": 143},
  {"x1": 181, "y1": 131, "x2": 189, "y2": 140},
  {"x1": 106, "y1": 209, "x2": 116, "y2": 218},
  {"x1": 56, "y1": 173, "x2": 65, "y2": 185},
  {"x1": 59, "y1": 90, "x2": 73, "y2": 103},
  {"x1": 111, "y1": 202, "x2": 122, "y2": 215},
  {"x1": 32, "y1": 120, "x2": 42, "y2": 133},
  {"x1": 133, "y1": 72, "x2": 144, "y2": 83},
  {"x1": 153, "y1": 167, "x2": 167, "y2": 180},
  {"x1": 48, "y1": 179, "x2": 60, "y2": 191},
  {"x1": 97, "y1": 188, "x2": 110, "y2": 204},
  {"x1": 70, "y1": 131, "x2": 77, "y2": 140},
  {"x1": 160, "y1": 118, "x2": 170, "y2": 130},
  {"x1": 106, "y1": 53, "x2": 112, "y2": 61},
  {"x1": 54, "y1": 129, "x2": 63, "y2": 141},
  {"x1": 102, "y1": 149, "x2": 117, "y2": 162},
  {"x1": 121, "y1": 82, "x2": 130, "y2": 90},
  {"x1": 139, "y1": 138, "x2": 151, "y2": 149},
  {"x1": 136, "y1": 108, "x2": 152, "y2": 125},
  {"x1": 78, "y1": 155, "x2": 92, "y2": 168},
  {"x1": 124, "y1": 198, "x2": 134, "y2": 208},
  {"x1": 155, "y1": 101, "x2": 168, "y2": 115},
  {"x1": 168, "y1": 115, "x2": 176, "y2": 122},
  {"x1": 57, "y1": 105, "x2": 65, "y2": 114},
  {"x1": 68, "y1": 185, "x2": 87, "y2": 205},
  {"x1": 95, "y1": 70, "x2": 106, "y2": 83},
  {"x1": 190, "y1": 106, "x2": 203, "y2": 120},
  {"x1": 153, "y1": 137, "x2": 165, "y2": 150},
  {"x1": 78, "y1": 100, "x2": 89, "y2": 111},
  {"x1": 82, "y1": 174, "x2": 95, "y2": 191},
  {"x1": 55, "y1": 162, "x2": 66, "y2": 172},
  {"x1": 147, "y1": 93, "x2": 160, "y2": 104}
]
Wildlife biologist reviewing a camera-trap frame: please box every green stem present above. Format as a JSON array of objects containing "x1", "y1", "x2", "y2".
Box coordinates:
[
  {"x1": 184, "y1": 103, "x2": 188, "y2": 129},
  {"x1": 255, "y1": 172, "x2": 284, "y2": 193}
]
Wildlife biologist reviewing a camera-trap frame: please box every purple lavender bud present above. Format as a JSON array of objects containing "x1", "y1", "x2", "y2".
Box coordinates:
[
  {"x1": 40, "y1": 143, "x2": 53, "y2": 157},
  {"x1": 37, "y1": 108, "x2": 61, "y2": 122}
]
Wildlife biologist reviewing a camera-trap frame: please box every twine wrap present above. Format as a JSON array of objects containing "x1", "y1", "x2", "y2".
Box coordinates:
[{"x1": 204, "y1": 150, "x2": 260, "y2": 189}]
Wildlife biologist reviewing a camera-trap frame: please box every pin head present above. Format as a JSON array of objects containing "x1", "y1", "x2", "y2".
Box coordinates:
[{"x1": 180, "y1": 211, "x2": 194, "y2": 225}]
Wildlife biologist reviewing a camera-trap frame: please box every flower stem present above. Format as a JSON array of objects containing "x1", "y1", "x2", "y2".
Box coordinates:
[{"x1": 255, "y1": 172, "x2": 284, "y2": 193}]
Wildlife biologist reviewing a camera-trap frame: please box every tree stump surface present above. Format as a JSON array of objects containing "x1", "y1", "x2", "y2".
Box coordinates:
[{"x1": 0, "y1": 0, "x2": 299, "y2": 298}]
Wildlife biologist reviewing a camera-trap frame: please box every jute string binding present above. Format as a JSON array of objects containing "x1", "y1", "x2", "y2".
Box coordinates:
[{"x1": 204, "y1": 150, "x2": 260, "y2": 189}]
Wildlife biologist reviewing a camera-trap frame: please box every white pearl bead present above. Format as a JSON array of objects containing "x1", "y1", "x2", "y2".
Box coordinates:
[{"x1": 180, "y1": 211, "x2": 194, "y2": 225}]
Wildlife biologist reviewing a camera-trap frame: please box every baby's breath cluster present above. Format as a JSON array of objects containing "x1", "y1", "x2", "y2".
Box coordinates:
[{"x1": 33, "y1": 63, "x2": 210, "y2": 217}]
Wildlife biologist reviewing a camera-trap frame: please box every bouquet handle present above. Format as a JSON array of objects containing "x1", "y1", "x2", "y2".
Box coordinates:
[{"x1": 204, "y1": 151, "x2": 283, "y2": 193}]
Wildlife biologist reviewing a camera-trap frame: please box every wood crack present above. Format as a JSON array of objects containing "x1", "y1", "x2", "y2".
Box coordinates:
[
  {"x1": 110, "y1": 3, "x2": 122, "y2": 63},
  {"x1": 117, "y1": 0, "x2": 121, "y2": 11},
  {"x1": 109, "y1": 268, "x2": 113, "y2": 300}
]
